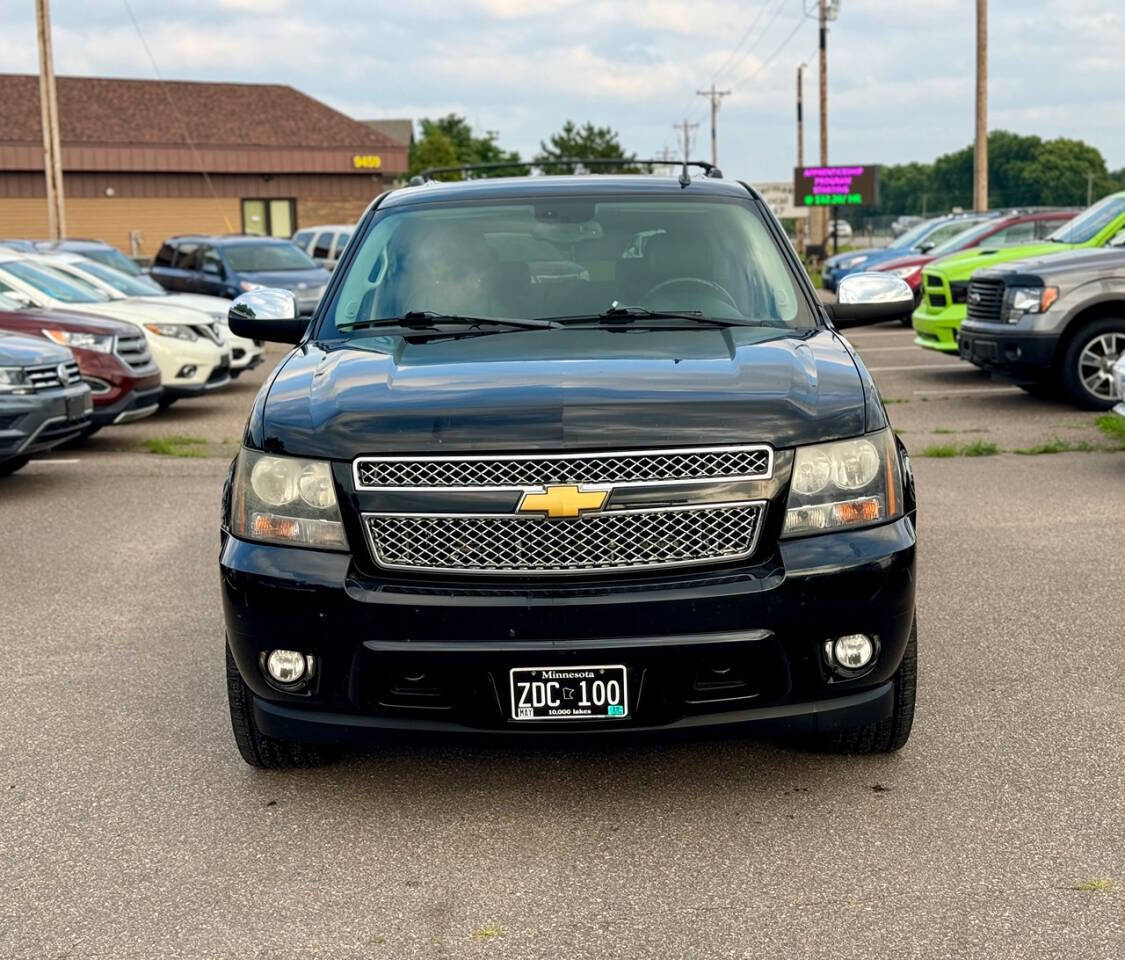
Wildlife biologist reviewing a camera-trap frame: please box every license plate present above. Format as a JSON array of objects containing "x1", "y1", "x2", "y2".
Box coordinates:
[{"x1": 509, "y1": 665, "x2": 628, "y2": 721}]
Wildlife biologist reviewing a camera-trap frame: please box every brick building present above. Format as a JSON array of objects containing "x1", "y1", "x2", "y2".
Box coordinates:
[{"x1": 0, "y1": 74, "x2": 407, "y2": 257}]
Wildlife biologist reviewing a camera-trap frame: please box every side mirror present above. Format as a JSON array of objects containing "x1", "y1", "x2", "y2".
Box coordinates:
[
  {"x1": 917, "y1": 241, "x2": 935, "y2": 254},
  {"x1": 228, "y1": 288, "x2": 308, "y2": 344},
  {"x1": 203, "y1": 262, "x2": 223, "y2": 277},
  {"x1": 826, "y1": 273, "x2": 914, "y2": 324}
]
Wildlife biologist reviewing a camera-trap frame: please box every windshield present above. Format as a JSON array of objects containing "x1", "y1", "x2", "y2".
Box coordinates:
[
  {"x1": 83, "y1": 246, "x2": 143, "y2": 276},
  {"x1": 0, "y1": 291, "x2": 26, "y2": 311},
  {"x1": 320, "y1": 196, "x2": 812, "y2": 337},
  {"x1": 1, "y1": 261, "x2": 108, "y2": 303},
  {"x1": 892, "y1": 218, "x2": 943, "y2": 249},
  {"x1": 1047, "y1": 194, "x2": 1125, "y2": 244},
  {"x1": 76, "y1": 259, "x2": 166, "y2": 296},
  {"x1": 223, "y1": 242, "x2": 318, "y2": 273},
  {"x1": 929, "y1": 220, "x2": 1000, "y2": 256}
]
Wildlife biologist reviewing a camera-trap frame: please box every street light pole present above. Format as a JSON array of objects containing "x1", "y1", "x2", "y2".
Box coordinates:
[
  {"x1": 35, "y1": 0, "x2": 66, "y2": 239},
  {"x1": 974, "y1": 0, "x2": 988, "y2": 211}
]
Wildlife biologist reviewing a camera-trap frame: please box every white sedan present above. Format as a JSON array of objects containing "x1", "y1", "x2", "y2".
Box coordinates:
[{"x1": 31, "y1": 252, "x2": 264, "y2": 377}]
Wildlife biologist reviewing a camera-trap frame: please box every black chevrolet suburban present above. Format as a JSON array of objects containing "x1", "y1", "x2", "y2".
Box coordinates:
[{"x1": 221, "y1": 173, "x2": 918, "y2": 768}]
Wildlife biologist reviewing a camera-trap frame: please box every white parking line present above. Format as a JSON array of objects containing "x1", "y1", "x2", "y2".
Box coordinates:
[
  {"x1": 869, "y1": 363, "x2": 962, "y2": 372},
  {"x1": 912, "y1": 387, "x2": 1022, "y2": 396},
  {"x1": 855, "y1": 345, "x2": 933, "y2": 353},
  {"x1": 32, "y1": 459, "x2": 81, "y2": 465}
]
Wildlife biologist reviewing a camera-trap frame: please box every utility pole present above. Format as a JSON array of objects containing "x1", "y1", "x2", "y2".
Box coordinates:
[
  {"x1": 974, "y1": 0, "x2": 988, "y2": 211},
  {"x1": 35, "y1": 0, "x2": 66, "y2": 239},
  {"x1": 817, "y1": 0, "x2": 830, "y2": 245},
  {"x1": 695, "y1": 83, "x2": 731, "y2": 167},
  {"x1": 674, "y1": 119, "x2": 699, "y2": 164},
  {"x1": 796, "y1": 63, "x2": 806, "y2": 257}
]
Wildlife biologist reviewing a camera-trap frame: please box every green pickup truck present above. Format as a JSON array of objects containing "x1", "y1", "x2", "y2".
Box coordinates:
[{"x1": 912, "y1": 191, "x2": 1125, "y2": 351}]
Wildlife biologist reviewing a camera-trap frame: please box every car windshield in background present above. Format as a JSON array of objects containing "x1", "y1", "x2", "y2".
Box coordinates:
[
  {"x1": 929, "y1": 221, "x2": 999, "y2": 256},
  {"x1": 223, "y1": 242, "x2": 318, "y2": 272},
  {"x1": 0, "y1": 291, "x2": 27, "y2": 311},
  {"x1": 321, "y1": 196, "x2": 812, "y2": 337},
  {"x1": 1, "y1": 261, "x2": 108, "y2": 303},
  {"x1": 84, "y1": 246, "x2": 143, "y2": 276},
  {"x1": 1047, "y1": 194, "x2": 1125, "y2": 244},
  {"x1": 893, "y1": 218, "x2": 940, "y2": 249},
  {"x1": 77, "y1": 260, "x2": 166, "y2": 296}
]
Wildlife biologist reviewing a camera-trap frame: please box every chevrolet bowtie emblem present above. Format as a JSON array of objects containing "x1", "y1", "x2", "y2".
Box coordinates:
[{"x1": 518, "y1": 484, "x2": 609, "y2": 519}]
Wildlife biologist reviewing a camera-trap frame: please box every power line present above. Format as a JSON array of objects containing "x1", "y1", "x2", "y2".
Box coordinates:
[
  {"x1": 710, "y1": 0, "x2": 779, "y2": 86},
  {"x1": 739, "y1": 15, "x2": 810, "y2": 85},
  {"x1": 715, "y1": 0, "x2": 793, "y2": 88}
]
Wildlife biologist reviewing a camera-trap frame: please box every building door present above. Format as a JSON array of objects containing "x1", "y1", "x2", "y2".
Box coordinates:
[{"x1": 241, "y1": 198, "x2": 295, "y2": 237}]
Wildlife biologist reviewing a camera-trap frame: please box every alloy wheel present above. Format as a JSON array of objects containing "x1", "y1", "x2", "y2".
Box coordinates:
[{"x1": 1077, "y1": 331, "x2": 1125, "y2": 401}]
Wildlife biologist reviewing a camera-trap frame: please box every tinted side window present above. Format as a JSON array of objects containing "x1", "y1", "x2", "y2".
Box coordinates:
[
  {"x1": 333, "y1": 233, "x2": 351, "y2": 257},
  {"x1": 313, "y1": 232, "x2": 333, "y2": 259},
  {"x1": 154, "y1": 243, "x2": 175, "y2": 267},
  {"x1": 201, "y1": 247, "x2": 225, "y2": 275},
  {"x1": 293, "y1": 230, "x2": 314, "y2": 250},
  {"x1": 990, "y1": 221, "x2": 1037, "y2": 245},
  {"x1": 173, "y1": 243, "x2": 201, "y2": 271},
  {"x1": 1037, "y1": 217, "x2": 1070, "y2": 239}
]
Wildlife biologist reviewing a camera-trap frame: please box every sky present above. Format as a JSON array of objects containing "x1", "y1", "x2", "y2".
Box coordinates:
[{"x1": 2, "y1": 0, "x2": 1123, "y2": 182}]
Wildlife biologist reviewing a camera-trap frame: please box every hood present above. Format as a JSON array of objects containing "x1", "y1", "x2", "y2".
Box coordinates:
[
  {"x1": 60, "y1": 299, "x2": 200, "y2": 327},
  {"x1": 260, "y1": 327, "x2": 867, "y2": 458},
  {"x1": 151, "y1": 292, "x2": 232, "y2": 318},
  {"x1": 0, "y1": 305, "x2": 136, "y2": 336},
  {"x1": 237, "y1": 268, "x2": 331, "y2": 291},
  {"x1": 927, "y1": 241, "x2": 1065, "y2": 278},
  {"x1": 978, "y1": 245, "x2": 1125, "y2": 281},
  {"x1": 825, "y1": 247, "x2": 911, "y2": 271},
  {"x1": 0, "y1": 329, "x2": 73, "y2": 365},
  {"x1": 874, "y1": 253, "x2": 934, "y2": 272}
]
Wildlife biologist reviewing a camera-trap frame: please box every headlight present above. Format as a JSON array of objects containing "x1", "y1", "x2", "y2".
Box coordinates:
[
  {"x1": 1005, "y1": 285, "x2": 1058, "y2": 323},
  {"x1": 781, "y1": 429, "x2": 904, "y2": 538},
  {"x1": 886, "y1": 265, "x2": 921, "y2": 283},
  {"x1": 231, "y1": 448, "x2": 347, "y2": 551},
  {"x1": 144, "y1": 322, "x2": 198, "y2": 341},
  {"x1": 841, "y1": 256, "x2": 867, "y2": 269},
  {"x1": 42, "y1": 329, "x2": 114, "y2": 353},
  {"x1": 239, "y1": 281, "x2": 264, "y2": 293},
  {"x1": 0, "y1": 366, "x2": 31, "y2": 393}
]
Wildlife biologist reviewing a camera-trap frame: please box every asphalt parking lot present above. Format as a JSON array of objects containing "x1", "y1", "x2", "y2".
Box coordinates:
[{"x1": 2, "y1": 327, "x2": 1122, "y2": 959}]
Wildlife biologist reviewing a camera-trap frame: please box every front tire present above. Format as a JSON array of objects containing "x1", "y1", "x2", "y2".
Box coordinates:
[
  {"x1": 1059, "y1": 318, "x2": 1125, "y2": 410},
  {"x1": 803, "y1": 618, "x2": 917, "y2": 754},
  {"x1": 226, "y1": 644, "x2": 335, "y2": 769}
]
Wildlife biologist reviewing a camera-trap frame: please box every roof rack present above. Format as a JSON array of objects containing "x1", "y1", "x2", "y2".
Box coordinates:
[{"x1": 409, "y1": 157, "x2": 723, "y2": 186}]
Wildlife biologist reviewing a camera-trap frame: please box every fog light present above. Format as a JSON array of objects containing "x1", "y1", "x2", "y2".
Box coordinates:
[
  {"x1": 176, "y1": 364, "x2": 197, "y2": 378},
  {"x1": 266, "y1": 649, "x2": 308, "y2": 684},
  {"x1": 833, "y1": 634, "x2": 874, "y2": 669}
]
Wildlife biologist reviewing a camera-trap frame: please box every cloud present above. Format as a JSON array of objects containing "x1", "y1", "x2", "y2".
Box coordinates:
[{"x1": 1, "y1": 0, "x2": 1121, "y2": 185}]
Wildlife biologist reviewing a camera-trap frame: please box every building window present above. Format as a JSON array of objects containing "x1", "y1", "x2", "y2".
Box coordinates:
[{"x1": 241, "y1": 198, "x2": 296, "y2": 238}]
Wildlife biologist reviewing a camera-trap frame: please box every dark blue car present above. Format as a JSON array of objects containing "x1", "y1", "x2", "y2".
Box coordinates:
[
  {"x1": 821, "y1": 213, "x2": 994, "y2": 292},
  {"x1": 150, "y1": 235, "x2": 331, "y2": 316}
]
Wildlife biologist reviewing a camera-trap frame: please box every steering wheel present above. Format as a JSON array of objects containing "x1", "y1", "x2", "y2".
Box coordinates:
[{"x1": 642, "y1": 277, "x2": 738, "y2": 309}]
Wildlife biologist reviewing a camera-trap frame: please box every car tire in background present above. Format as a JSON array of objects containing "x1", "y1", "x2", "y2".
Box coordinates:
[
  {"x1": 0, "y1": 455, "x2": 30, "y2": 477},
  {"x1": 226, "y1": 644, "x2": 336, "y2": 769},
  {"x1": 1059, "y1": 317, "x2": 1125, "y2": 410},
  {"x1": 801, "y1": 618, "x2": 917, "y2": 754}
]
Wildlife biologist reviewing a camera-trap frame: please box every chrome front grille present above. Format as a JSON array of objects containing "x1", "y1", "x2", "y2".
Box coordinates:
[
  {"x1": 364, "y1": 503, "x2": 765, "y2": 575},
  {"x1": 355, "y1": 445, "x2": 773, "y2": 489},
  {"x1": 26, "y1": 361, "x2": 81, "y2": 390},
  {"x1": 114, "y1": 334, "x2": 154, "y2": 370},
  {"x1": 966, "y1": 279, "x2": 1006, "y2": 324}
]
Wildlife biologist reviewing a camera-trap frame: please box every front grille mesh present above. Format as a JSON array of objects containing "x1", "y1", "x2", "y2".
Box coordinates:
[
  {"x1": 966, "y1": 279, "x2": 1006, "y2": 324},
  {"x1": 356, "y1": 446, "x2": 771, "y2": 488},
  {"x1": 365, "y1": 504, "x2": 763, "y2": 574},
  {"x1": 115, "y1": 334, "x2": 153, "y2": 371}
]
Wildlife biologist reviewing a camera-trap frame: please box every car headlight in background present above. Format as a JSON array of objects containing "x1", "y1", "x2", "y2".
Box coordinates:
[
  {"x1": 781, "y1": 429, "x2": 904, "y2": 538},
  {"x1": 885, "y1": 265, "x2": 922, "y2": 284},
  {"x1": 42, "y1": 329, "x2": 114, "y2": 353},
  {"x1": 1005, "y1": 285, "x2": 1058, "y2": 324},
  {"x1": 231, "y1": 448, "x2": 347, "y2": 551},
  {"x1": 144, "y1": 322, "x2": 199, "y2": 341},
  {"x1": 0, "y1": 366, "x2": 31, "y2": 394},
  {"x1": 239, "y1": 281, "x2": 264, "y2": 293},
  {"x1": 841, "y1": 256, "x2": 868, "y2": 269}
]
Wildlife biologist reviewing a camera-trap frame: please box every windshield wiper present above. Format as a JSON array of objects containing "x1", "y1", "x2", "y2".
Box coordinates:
[
  {"x1": 337, "y1": 310, "x2": 557, "y2": 332},
  {"x1": 542, "y1": 305, "x2": 778, "y2": 328}
]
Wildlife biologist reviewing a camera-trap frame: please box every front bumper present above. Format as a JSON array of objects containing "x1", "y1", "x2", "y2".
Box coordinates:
[
  {"x1": 145, "y1": 331, "x2": 230, "y2": 393},
  {"x1": 912, "y1": 302, "x2": 965, "y2": 352},
  {"x1": 0, "y1": 383, "x2": 93, "y2": 461},
  {"x1": 957, "y1": 323, "x2": 1059, "y2": 382},
  {"x1": 221, "y1": 518, "x2": 917, "y2": 741}
]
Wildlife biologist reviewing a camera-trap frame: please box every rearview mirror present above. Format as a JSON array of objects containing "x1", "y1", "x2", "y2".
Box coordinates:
[
  {"x1": 228, "y1": 288, "x2": 308, "y2": 344},
  {"x1": 826, "y1": 273, "x2": 914, "y2": 325}
]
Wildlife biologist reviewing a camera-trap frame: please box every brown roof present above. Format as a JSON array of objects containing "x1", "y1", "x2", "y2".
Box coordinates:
[{"x1": 0, "y1": 74, "x2": 400, "y2": 151}]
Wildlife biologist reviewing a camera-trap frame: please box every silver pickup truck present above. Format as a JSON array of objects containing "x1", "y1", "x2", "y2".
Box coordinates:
[
  {"x1": 958, "y1": 246, "x2": 1125, "y2": 409},
  {"x1": 0, "y1": 331, "x2": 93, "y2": 476}
]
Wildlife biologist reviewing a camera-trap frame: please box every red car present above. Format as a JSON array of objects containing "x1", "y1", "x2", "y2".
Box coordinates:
[
  {"x1": 0, "y1": 293, "x2": 162, "y2": 432},
  {"x1": 874, "y1": 210, "x2": 1076, "y2": 323}
]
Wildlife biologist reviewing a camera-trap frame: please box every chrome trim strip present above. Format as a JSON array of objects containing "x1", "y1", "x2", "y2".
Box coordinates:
[
  {"x1": 353, "y1": 444, "x2": 774, "y2": 491},
  {"x1": 361, "y1": 499, "x2": 767, "y2": 577}
]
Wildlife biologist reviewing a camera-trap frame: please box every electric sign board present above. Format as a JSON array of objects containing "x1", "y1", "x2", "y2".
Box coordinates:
[{"x1": 793, "y1": 165, "x2": 879, "y2": 207}]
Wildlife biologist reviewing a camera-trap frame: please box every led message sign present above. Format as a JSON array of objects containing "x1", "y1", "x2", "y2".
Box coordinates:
[{"x1": 793, "y1": 165, "x2": 879, "y2": 207}]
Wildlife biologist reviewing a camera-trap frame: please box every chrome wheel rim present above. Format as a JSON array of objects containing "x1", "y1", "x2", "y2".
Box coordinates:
[{"x1": 1077, "y1": 331, "x2": 1125, "y2": 400}]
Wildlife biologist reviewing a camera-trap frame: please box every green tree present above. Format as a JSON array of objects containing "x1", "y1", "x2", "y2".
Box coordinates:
[
  {"x1": 533, "y1": 121, "x2": 646, "y2": 174},
  {"x1": 409, "y1": 114, "x2": 523, "y2": 178},
  {"x1": 410, "y1": 127, "x2": 459, "y2": 180}
]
